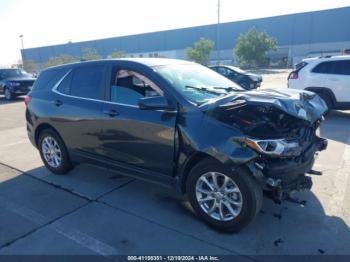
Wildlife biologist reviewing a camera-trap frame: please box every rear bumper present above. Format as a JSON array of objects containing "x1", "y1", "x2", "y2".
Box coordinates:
[
  {"x1": 26, "y1": 108, "x2": 37, "y2": 148},
  {"x1": 27, "y1": 123, "x2": 36, "y2": 148}
]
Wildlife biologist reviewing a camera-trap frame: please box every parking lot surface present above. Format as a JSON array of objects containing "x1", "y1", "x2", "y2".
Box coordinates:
[{"x1": 0, "y1": 70, "x2": 350, "y2": 258}]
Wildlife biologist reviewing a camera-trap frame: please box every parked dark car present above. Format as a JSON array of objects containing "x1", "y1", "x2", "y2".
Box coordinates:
[
  {"x1": 25, "y1": 58, "x2": 327, "y2": 231},
  {"x1": 210, "y1": 65, "x2": 262, "y2": 90},
  {"x1": 0, "y1": 68, "x2": 35, "y2": 100}
]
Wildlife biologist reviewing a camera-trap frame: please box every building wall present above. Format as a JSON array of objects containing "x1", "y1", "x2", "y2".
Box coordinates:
[{"x1": 22, "y1": 6, "x2": 350, "y2": 67}]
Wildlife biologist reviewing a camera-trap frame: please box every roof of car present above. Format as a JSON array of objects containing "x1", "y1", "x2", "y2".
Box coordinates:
[
  {"x1": 45, "y1": 58, "x2": 195, "y2": 71},
  {"x1": 115, "y1": 58, "x2": 194, "y2": 67},
  {"x1": 302, "y1": 55, "x2": 350, "y2": 63}
]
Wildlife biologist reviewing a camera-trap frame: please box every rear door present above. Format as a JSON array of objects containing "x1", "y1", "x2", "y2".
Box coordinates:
[
  {"x1": 308, "y1": 61, "x2": 334, "y2": 89},
  {"x1": 52, "y1": 64, "x2": 107, "y2": 155},
  {"x1": 331, "y1": 60, "x2": 350, "y2": 102},
  {"x1": 100, "y1": 65, "x2": 177, "y2": 176}
]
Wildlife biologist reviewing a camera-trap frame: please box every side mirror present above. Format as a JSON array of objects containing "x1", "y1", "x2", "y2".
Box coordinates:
[{"x1": 138, "y1": 96, "x2": 176, "y2": 111}]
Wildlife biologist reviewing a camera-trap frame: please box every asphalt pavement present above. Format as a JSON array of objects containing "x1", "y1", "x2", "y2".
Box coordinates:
[{"x1": 0, "y1": 87, "x2": 349, "y2": 258}]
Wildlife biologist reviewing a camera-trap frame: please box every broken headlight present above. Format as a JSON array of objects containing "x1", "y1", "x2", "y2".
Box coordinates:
[{"x1": 245, "y1": 138, "x2": 302, "y2": 157}]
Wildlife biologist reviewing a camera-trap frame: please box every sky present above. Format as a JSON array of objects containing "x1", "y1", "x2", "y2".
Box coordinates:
[{"x1": 1, "y1": 0, "x2": 350, "y2": 66}]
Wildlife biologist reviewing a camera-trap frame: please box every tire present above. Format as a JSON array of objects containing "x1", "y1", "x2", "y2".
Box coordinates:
[
  {"x1": 186, "y1": 158, "x2": 262, "y2": 232},
  {"x1": 318, "y1": 93, "x2": 333, "y2": 114},
  {"x1": 38, "y1": 129, "x2": 73, "y2": 174},
  {"x1": 4, "y1": 87, "x2": 14, "y2": 100}
]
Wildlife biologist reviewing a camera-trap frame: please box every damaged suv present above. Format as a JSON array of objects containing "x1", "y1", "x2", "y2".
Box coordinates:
[{"x1": 25, "y1": 59, "x2": 328, "y2": 231}]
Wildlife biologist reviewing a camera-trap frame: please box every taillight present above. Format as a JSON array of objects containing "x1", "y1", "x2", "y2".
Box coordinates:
[
  {"x1": 24, "y1": 95, "x2": 31, "y2": 106},
  {"x1": 289, "y1": 71, "x2": 298, "y2": 79}
]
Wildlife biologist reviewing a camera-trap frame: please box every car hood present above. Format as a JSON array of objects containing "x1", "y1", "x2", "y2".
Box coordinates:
[
  {"x1": 246, "y1": 73, "x2": 262, "y2": 80},
  {"x1": 202, "y1": 88, "x2": 327, "y2": 123}
]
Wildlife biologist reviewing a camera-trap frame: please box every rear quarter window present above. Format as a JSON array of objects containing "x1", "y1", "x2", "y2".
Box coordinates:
[
  {"x1": 32, "y1": 68, "x2": 68, "y2": 91},
  {"x1": 295, "y1": 61, "x2": 308, "y2": 70}
]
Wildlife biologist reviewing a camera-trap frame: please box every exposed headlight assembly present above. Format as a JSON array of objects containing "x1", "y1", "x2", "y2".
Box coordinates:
[{"x1": 245, "y1": 137, "x2": 302, "y2": 157}]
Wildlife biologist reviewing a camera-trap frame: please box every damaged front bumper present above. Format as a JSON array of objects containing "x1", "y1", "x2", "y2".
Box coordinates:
[{"x1": 247, "y1": 136, "x2": 328, "y2": 203}]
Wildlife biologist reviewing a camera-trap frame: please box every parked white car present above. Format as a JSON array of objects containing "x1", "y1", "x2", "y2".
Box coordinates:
[{"x1": 288, "y1": 55, "x2": 350, "y2": 111}]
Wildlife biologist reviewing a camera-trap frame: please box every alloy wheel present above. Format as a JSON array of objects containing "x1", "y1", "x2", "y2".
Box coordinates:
[
  {"x1": 41, "y1": 136, "x2": 62, "y2": 168},
  {"x1": 4, "y1": 89, "x2": 11, "y2": 100},
  {"x1": 195, "y1": 172, "x2": 243, "y2": 221}
]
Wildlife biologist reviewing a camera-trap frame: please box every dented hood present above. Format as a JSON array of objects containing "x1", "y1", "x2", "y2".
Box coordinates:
[{"x1": 202, "y1": 88, "x2": 328, "y2": 123}]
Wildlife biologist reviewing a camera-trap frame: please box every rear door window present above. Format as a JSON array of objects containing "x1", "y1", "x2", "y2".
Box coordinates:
[
  {"x1": 63, "y1": 65, "x2": 105, "y2": 99},
  {"x1": 312, "y1": 61, "x2": 335, "y2": 74}
]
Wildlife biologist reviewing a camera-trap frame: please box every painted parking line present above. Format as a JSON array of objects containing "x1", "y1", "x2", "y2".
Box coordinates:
[{"x1": 327, "y1": 135, "x2": 350, "y2": 216}]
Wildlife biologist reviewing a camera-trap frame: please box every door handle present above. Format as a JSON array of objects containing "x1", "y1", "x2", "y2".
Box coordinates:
[
  {"x1": 53, "y1": 100, "x2": 63, "y2": 107},
  {"x1": 103, "y1": 109, "x2": 119, "y2": 117}
]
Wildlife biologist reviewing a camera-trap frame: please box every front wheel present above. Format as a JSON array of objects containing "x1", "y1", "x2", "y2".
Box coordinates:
[
  {"x1": 186, "y1": 159, "x2": 262, "y2": 232},
  {"x1": 318, "y1": 93, "x2": 333, "y2": 114},
  {"x1": 38, "y1": 129, "x2": 73, "y2": 174},
  {"x1": 4, "y1": 88, "x2": 14, "y2": 100}
]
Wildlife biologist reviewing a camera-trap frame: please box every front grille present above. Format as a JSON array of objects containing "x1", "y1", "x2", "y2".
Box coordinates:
[{"x1": 19, "y1": 81, "x2": 34, "y2": 88}]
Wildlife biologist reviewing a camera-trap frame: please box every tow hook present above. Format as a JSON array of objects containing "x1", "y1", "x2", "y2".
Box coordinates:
[{"x1": 307, "y1": 169, "x2": 322, "y2": 176}]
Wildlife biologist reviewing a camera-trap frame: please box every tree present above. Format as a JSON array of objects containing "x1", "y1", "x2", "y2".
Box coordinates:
[
  {"x1": 109, "y1": 50, "x2": 128, "y2": 58},
  {"x1": 81, "y1": 47, "x2": 102, "y2": 60},
  {"x1": 22, "y1": 60, "x2": 37, "y2": 73},
  {"x1": 45, "y1": 54, "x2": 76, "y2": 68},
  {"x1": 234, "y1": 28, "x2": 277, "y2": 68},
  {"x1": 185, "y1": 38, "x2": 214, "y2": 65}
]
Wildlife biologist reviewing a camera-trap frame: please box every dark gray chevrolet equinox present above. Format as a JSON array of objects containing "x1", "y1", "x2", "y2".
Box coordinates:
[{"x1": 26, "y1": 58, "x2": 328, "y2": 231}]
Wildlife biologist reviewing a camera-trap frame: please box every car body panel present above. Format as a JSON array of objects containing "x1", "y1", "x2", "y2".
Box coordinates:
[
  {"x1": 0, "y1": 69, "x2": 35, "y2": 95},
  {"x1": 26, "y1": 58, "x2": 328, "y2": 203},
  {"x1": 288, "y1": 55, "x2": 350, "y2": 106},
  {"x1": 210, "y1": 65, "x2": 262, "y2": 90}
]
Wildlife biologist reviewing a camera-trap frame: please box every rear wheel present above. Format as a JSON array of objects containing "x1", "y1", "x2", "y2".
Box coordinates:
[
  {"x1": 4, "y1": 88, "x2": 14, "y2": 100},
  {"x1": 38, "y1": 129, "x2": 72, "y2": 174},
  {"x1": 186, "y1": 159, "x2": 262, "y2": 232}
]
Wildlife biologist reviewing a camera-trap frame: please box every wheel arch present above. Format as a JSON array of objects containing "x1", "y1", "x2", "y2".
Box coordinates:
[
  {"x1": 305, "y1": 87, "x2": 336, "y2": 105},
  {"x1": 34, "y1": 123, "x2": 64, "y2": 147},
  {"x1": 178, "y1": 152, "x2": 224, "y2": 194}
]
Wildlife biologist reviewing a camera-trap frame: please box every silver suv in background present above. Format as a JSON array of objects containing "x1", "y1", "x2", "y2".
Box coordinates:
[{"x1": 288, "y1": 55, "x2": 350, "y2": 111}]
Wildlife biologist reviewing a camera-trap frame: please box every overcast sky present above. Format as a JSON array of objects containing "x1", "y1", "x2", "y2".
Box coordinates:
[{"x1": 1, "y1": 0, "x2": 350, "y2": 66}]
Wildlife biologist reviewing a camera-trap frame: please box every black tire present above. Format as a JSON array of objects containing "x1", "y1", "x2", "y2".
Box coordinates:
[
  {"x1": 318, "y1": 93, "x2": 333, "y2": 114},
  {"x1": 4, "y1": 87, "x2": 14, "y2": 100},
  {"x1": 38, "y1": 129, "x2": 73, "y2": 174},
  {"x1": 186, "y1": 158, "x2": 262, "y2": 232}
]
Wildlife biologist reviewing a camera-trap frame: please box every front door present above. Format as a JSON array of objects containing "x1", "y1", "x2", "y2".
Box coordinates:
[{"x1": 100, "y1": 66, "x2": 177, "y2": 176}]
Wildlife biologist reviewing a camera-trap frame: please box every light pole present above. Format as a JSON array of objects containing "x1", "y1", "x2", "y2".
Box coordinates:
[
  {"x1": 216, "y1": 0, "x2": 221, "y2": 65},
  {"x1": 19, "y1": 35, "x2": 25, "y2": 61}
]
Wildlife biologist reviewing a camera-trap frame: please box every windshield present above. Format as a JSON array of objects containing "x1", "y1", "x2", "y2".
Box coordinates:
[
  {"x1": 154, "y1": 64, "x2": 243, "y2": 104},
  {"x1": 0, "y1": 69, "x2": 32, "y2": 79},
  {"x1": 229, "y1": 66, "x2": 247, "y2": 74}
]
